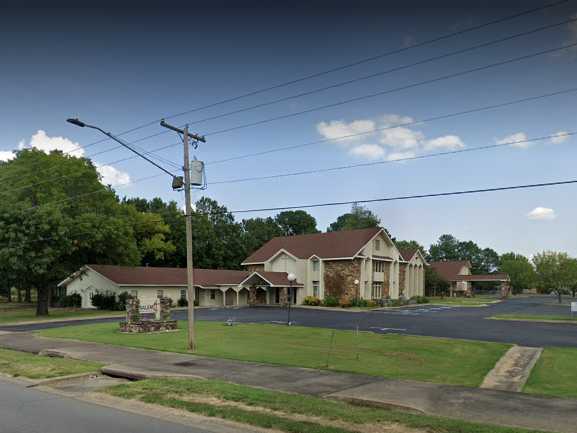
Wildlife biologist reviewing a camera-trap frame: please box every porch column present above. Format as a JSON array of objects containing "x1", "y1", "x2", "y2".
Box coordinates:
[
  {"x1": 236, "y1": 289, "x2": 240, "y2": 306},
  {"x1": 221, "y1": 289, "x2": 226, "y2": 306}
]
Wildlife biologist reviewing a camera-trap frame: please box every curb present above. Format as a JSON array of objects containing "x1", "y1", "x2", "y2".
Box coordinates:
[{"x1": 101, "y1": 364, "x2": 206, "y2": 381}]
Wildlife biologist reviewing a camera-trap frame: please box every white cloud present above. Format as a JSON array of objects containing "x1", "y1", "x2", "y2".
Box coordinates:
[
  {"x1": 0, "y1": 151, "x2": 15, "y2": 162},
  {"x1": 387, "y1": 151, "x2": 416, "y2": 162},
  {"x1": 497, "y1": 132, "x2": 529, "y2": 149},
  {"x1": 550, "y1": 131, "x2": 570, "y2": 144},
  {"x1": 316, "y1": 119, "x2": 376, "y2": 144},
  {"x1": 23, "y1": 130, "x2": 85, "y2": 157},
  {"x1": 95, "y1": 164, "x2": 131, "y2": 187},
  {"x1": 380, "y1": 127, "x2": 424, "y2": 150},
  {"x1": 425, "y1": 135, "x2": 464, "y2": 151},
  {"x1": 349, "y1": 144, "x2": 385, "y2": 159},
  {"x1": 317, "y1": 113, "x2": 463, "y2": 160},
  {"x1": 527, "y1": 207, "x2": 556, "y2": 221}
]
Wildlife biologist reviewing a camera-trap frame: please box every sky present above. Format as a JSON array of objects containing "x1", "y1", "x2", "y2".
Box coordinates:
[{"x1": 1, "y1": 1, "x2": 576, "y2": 257}]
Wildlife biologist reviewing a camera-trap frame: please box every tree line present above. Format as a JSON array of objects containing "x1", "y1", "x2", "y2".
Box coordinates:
[{"x1": 1, "y1": 149, "x2": 575, "y2": 315}]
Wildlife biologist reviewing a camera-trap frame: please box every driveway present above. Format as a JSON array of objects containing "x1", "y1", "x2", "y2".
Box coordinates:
[{"x1": 2, "y1": 296, "x2": 576, "y2": 348}]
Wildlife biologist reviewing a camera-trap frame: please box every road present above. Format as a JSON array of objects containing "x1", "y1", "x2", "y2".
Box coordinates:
[
  {"x1": 0, "y1": 377, "x2": 251, "y2": 433},
  {"x1": 2, "y1": 295, "x2": 576, "y2": 347}
]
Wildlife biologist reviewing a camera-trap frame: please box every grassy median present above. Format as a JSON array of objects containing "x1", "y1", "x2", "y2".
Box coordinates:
[
  {"x1": 490, "y1": 314, "x2": 577, "y2": 324},
  {"x1": 39, "y1": 321, "x2": 509, "y2": 387},
  {"x1": 525, "y1": 347, "x2": 577, "y2": 399},
  {"x1": 104, "y1": 378, "x2": 550, "y2": 433},
  {"x1": 0, "y1": 348, "x2": 102, "y2": 379}
]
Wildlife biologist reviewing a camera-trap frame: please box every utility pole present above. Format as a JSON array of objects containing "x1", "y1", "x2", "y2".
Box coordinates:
[{"x1": 160, "y1": 120, "x2": 205, "y2": 352}]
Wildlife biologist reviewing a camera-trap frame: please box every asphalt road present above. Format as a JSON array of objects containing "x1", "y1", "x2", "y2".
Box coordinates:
[
  {"x1": 0, "y1": 378, "x2": 229, "y2": 433},
  {"x1": 2, "y1": 296, "x2": 576, "y2": 347}
]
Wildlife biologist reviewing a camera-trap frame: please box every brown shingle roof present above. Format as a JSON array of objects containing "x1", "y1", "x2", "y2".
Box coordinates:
[
  {"x1": 242, "y1": 227, "x2": 382, "y2": 263},
  {"x1": 398, "y1": 248, "x2": 419, "y2": 262},
  {"x1": 429, "y1": 261, "x2": 471, "y2": 281},
  {"x1": 86, "y1": 265, "x2": 295, "y2": 287}
]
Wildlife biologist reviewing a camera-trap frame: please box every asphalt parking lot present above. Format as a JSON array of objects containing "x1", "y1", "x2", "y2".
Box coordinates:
[{"x1": 2, "y1": 296, "x2": 576, "y2": 348}]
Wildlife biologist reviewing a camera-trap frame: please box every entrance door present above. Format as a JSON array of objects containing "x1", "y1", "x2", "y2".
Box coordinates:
[
  {"x1": 255, "y1": 288, "x2": 267, "y2": 304},
  {"x1": 225, "y1": 289, "x2": 236, "y2": 306}
]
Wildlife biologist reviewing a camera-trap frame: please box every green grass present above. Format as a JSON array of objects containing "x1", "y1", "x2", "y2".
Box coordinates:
[
  {"x1": 39, "y1": 321, "x2": 509, "y2": 387},
  {"x1": 428, "y1": 296, "x2": 500, "y2": 306},
  {"x1": 0, "y1": 348, "x2": 102, "y2": 379},
  {"x1": 105, "y1": 378, "x2": 550, "y2": 433},
  {"x1": 0, "y1": 307, "x2": 121, "y2": 325},
  {"x1": 490, "y1": 314, "x2": 577, "y2": 323},
  {"x1": 525, "y1": 347, "x2": 577, "y2": 399}
]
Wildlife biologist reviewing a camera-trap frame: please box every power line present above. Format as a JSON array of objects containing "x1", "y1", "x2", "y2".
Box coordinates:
[
  {"x1": 202, "y1": 41, "x2": 577, "y2": 137},
  {"x1": 2, "y1": 86, "x2": 575, "y2": 196},
  {"x1": 229, "y1": 179, "x2": 577, "y2": 214},
  {"x1": 206, "y1": 87, "x2": 577, "y2": 165},
  {"x1": 71, "y1": 0, "x2": 569, "y2": 147},
  {"x1": 3, "y1": 0, "x2": 564, "y2": 166},
  {"x1": 179, "y1": 17, "x2": 577, "y2": 130},
  {"x1": 209, "y1": 132, "x2": 575, "y2": 185}
]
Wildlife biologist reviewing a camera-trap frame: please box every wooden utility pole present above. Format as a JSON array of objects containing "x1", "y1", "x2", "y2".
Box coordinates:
[
  {"x1": 159, "y1": 120, "x2": 206, "y2": 352},
  {"x1": 183, "y1": 125, "x2": 196, "y2": 351}
]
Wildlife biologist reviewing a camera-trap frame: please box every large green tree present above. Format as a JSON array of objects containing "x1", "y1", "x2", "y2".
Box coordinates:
[
  {"x1": 275, "y1": 210, "x2": 318, "y2": 236},
  {"x1": 499, "y1": 252, "x2": 536, "y2": 294},
  {"x1": 429, "y1": 235, "x2": 499, "y2": 273},
  {"x1": 328, "y1": 204, "x2": 380, "y2": 232},
  {"x1": 241, "y1": 217, "x2": 282, "y2": 256},
  {"x1": 533, "y1": 251, "x2": 577, "y2": 303}
]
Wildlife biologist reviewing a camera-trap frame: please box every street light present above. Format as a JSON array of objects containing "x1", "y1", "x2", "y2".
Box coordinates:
[{"x1": 287, "y1": 273, "x2": 297, "y2": 326}]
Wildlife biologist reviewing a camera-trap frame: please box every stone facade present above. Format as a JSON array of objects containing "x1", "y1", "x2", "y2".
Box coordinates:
[
  {"x1": 383, "y1": 262, "x2": 391, "y2": 297},
  {"x1": 398, "y1": 263, "x2": 407, "y2": 297},
  {"x1": 323, "y1": 259, "x2": 361, "y2": 300},
  {"x1": 119, "y1": 320, "x2": 178, "y2": 333}
]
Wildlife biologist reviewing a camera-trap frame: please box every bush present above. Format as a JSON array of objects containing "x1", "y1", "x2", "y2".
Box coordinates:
[
  {"x1": 57, "y1": 293, "x2": 82, "y2": 308},
  {"x1": 349, "y1": 297, "x2": 369, "y2": 307},
  {"x1": 91, "y1": 291, "x2": 131, "y2": 311},
  {"x1": 339, "y1": 297, "x2": 352, "y2": 308},
  {"x1": 412, "y1": 296, "x2": 430, "y2": 304},
  {"x1": 177, "y1": 298, "x2": 188, "y2": 307},
  {"x1": 366, "y1": 300, "x2": 377, "y2": 308},
  {"x1": 303, "y1": 296, "x2": 321, "y2": 306},
  {"x1": 323, "y1": 295, "x2": 339, "y2": 307}
]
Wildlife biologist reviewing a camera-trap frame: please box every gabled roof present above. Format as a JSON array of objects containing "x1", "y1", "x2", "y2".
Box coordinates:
[
  {"x1": 429, "y1": 260, "x2": 471, "y2": 281},
  {"x1": 242, "y1": 227, "x2": 382, "y2": 263},
  {"x1": 399, "y1": 248, "x2": 419, "y2": 262},
  {"x1": 61, "y1": 265, "x2": 296, "y2": 288}
]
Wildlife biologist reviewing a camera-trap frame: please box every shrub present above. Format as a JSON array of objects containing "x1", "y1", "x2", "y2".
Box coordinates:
[
  {"x1": 177, "y1": 298, "x2": 188, "y2": 307},
  {"x1": 366, "y1": 300, "x2": 377, "y2": 308},
  {"x1": 412, "y1": 296, "x2": 430, "y2": 304},
  {"x1": 323, "y1": 295, "x2": 339, "y2": 307},
  {"x1": 339, "y1": 297, "x2": 352, "y2": 308},
  {"x1": 91, "y1": 291, "x2": 131, "y2": 311},
  {"x1": 303, "y1": 296, "x2": 321, "y2": 306},
  {"x1": 350, "y1": 297, "x2": 369, "y2": 308},
  {"x1": 57, "y1": 293, "x2": 82, "y2": 308}
]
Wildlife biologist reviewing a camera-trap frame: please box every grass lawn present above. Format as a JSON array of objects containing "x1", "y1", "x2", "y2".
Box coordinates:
[
  {"x1": 0, "y1": 307, "x2": 122, "y2": 325},
  {"x1": 525, "y1": 347, "x2": 577, "y2": 399},
  {"x1": 490, "y1": 314, "x2": 577, "y2": 324},
  {"x1": 104, "y1": 378, "x2": 550, "y2": 433},
  {"x1": 428, "y1": 296, "x2": 500, "y2": 307},
  {"x1": 39, "y1": 321, "x2": 509, "y2": 387},
  {"x1": 0, "y1": 348, "x2": 102, "y2": 379}
]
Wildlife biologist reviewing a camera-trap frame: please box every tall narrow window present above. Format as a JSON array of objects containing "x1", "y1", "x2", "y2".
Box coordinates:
[
  {"x1": 180, "y1": 289, "x2": 187, "y2": 300},
  {"x1": 374, "y1": 239, "x2": 381, "y2": 251},
  {"x1": 312, "y1": 259, "x2": 319, "y2": 272},
  {"x1": 312, "y1": 281, "x2": 319, "y2": 297},
  {"x1": 371, "y1": 282, "x2": 383, "y2": 299},
  {"x1": 157, "y1": 289, "x2": 164, "y2": 298}
]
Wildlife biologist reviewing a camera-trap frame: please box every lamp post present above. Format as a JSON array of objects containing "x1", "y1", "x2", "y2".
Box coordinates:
[
  {"x1": 287, "y1": 273, "x2": 297, "y2": 326},
  {"x1": 354, "y1": 279, "x2": 360, "y2": 301}
]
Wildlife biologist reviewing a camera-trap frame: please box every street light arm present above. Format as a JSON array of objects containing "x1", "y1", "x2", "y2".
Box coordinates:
[{"x1": 66, "y1": 117, "x2": 177, "y2": 178}]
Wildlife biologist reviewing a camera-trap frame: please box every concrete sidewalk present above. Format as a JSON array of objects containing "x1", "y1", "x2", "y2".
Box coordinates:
[{"x1": 1, "y1": 332, "x2": 576, "y2": 433}]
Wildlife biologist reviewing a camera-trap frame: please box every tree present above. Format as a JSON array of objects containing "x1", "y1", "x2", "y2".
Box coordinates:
[
  {"x1": 241, "y1": 217, "x2": 282, "y2": 256},
  {"x1": 429, "y1": 234, "x2": 460, "y2": 261},
  {"x1": 275, "y1": 210, "x2": 318, "y2": 236},
  {"x1": 499, "y1": 252, "x2": 536, "y2": 294},
  {"x1": 533, "y1": 251, "x2": 577, "y2": 303},
  {"x1": 328, "y1": 204, "x2": 380, "y2": 232},
  {"x1": 425, "y1": 266, "x2": 449, "y2": 297},
  {"x1": 395, "y1": 240, "x2": 427, "y2": 259}
]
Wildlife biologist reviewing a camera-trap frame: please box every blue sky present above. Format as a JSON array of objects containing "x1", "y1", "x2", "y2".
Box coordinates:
[{"x1": 1, "y1": 2, "x2": 576, "y2": 257}]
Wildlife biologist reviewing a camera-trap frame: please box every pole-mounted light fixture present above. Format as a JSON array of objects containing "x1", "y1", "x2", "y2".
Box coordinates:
[{"x1": 67, "y1": 118, "x2": 86, "y2": 128}]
